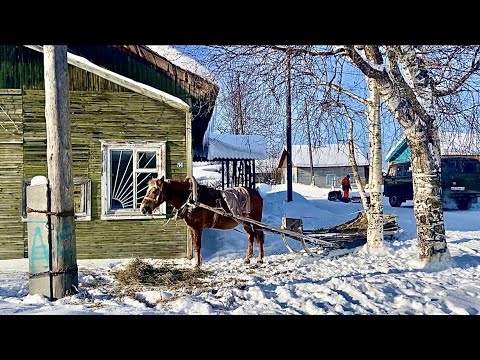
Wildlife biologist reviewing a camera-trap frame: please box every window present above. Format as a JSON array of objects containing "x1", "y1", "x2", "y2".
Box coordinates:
[
  {"x1": 22, "y1": 177, "x2": 91, "y2": 221},
  {"x1": 348, "y1": 173, "x2": 356, "y2": 184},
  {"x1": 101, "y1": 141, "x2": 166, "y2": 220},
  {"x1": 326, "y1": 174, "x2": 336, "y2": 186}
]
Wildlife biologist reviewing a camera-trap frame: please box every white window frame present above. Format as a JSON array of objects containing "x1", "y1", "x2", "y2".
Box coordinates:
[
  {"x1": 326, "y1": 174, "x2": 336, "y2": 187},
  {"x1": 22, "y1": 177, "x2": 92, "y2": 222},
  {"x1": 348, "y1": 173, "x2": 356, "y2": 185},
  {"x1": 101, "y1": 140, "x2": 166, "y2": 220}
]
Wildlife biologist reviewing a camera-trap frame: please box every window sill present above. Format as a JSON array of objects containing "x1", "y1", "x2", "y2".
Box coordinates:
[
  {"x1": 100, "y1": 213, "x2": 166, "y2": 221},
  {"x1": 22, "y1": 215, "x2": 92, "y2": 222}
]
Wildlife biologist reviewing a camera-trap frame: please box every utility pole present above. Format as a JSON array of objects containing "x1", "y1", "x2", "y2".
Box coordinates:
[
  {"x1": 305, "y1": 98, "x2": 315, "y2": 186},
  {"x1": 44, "y1": 45, "x2": 78, "y2": 298},
  {"x1": 286, "y1": 48, "x2": 293, "y2": 202}
]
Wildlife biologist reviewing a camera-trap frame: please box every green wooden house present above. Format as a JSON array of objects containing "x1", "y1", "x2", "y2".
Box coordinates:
[{"x1": 0, "y1": 45, "x2": 218, "y2": 260}]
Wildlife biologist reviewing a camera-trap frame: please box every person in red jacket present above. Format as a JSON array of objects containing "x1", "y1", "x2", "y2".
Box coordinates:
[{"x1": 341, "y1": 174, "x2": 352, "y2": 199}]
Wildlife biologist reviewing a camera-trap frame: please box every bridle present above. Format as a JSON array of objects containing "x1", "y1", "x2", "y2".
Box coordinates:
[{"x1": 143, "y1": 185, "x2": 160, "y2": 204}]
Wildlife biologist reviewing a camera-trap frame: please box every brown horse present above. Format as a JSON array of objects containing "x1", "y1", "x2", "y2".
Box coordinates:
[{"x1": 140, "y1": 176, "x2": 265, "y2": 268}]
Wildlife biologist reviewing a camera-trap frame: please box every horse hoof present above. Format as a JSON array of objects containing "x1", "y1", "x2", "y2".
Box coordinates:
[
  {"x1": 243, "y1": 258, "x2": 251, "y2": 264},
  {"x1": 257, "y1": 258, "x2": 264, "y2": 264}
]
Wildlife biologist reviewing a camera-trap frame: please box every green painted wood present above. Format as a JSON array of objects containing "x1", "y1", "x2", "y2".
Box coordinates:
[
  {"x1": 0, "y1": 91, "x2": 24, "y2": 259},
  {"x1": 0, "y1": 88, "x2": 189, "y2": 260},
  {"x1": 22, "y1": 89, "x2": 189, "y2": 259},
  {"x1": 0, "y1": 143, "x2": 24, "y2": 259},
  {"x1": 0, "y1": 45, "x2": 214, "y2": 160}
]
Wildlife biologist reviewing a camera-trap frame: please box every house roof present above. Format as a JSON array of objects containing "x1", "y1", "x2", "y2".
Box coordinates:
[
  {"x1": 385, "y1": 131, "x2": 480, "y2": 163},
  {"x1": 440, "y1": 131, "x2": 480, "y2": 155},
  {"x1": 385, "y1": 137, "x2": 408, "y2": 163},
  {"x1": 24, "y1": 45, "x2": 189, "y2": 112},
  {"x1": 279, "y1": 144, "x2": 369, "y2": 168},
  {"x1": 205, "y1": 134, "x2": 267, "y2": 160},
  {"x1": 146, "y1": 45, "x2": 216, "y2": 84}
]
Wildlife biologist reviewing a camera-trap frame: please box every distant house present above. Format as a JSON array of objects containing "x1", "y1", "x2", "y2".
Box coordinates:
[
  {"x1": 385, "y1": 132, "x2": 480, "y2": 165},
  {"x1": 277, "y1": 144, "x2": 369, "y2": 188}
]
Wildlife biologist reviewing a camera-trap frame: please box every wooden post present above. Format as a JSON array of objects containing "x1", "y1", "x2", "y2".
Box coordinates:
[
  {"x1": 43, "y1": 45, "x2": 78, "y2": 299},
  {"x1": 252, "y1": 159, "x2": 256, "y2": 188},
  {"x1": 286, "y1": 48, "x2": 293, "y2": 202},
  {"x1": 305, "y1": 98, "x2": 315, "y2": 186}
]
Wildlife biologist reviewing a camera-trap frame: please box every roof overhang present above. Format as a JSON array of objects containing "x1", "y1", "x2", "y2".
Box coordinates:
[
  {"x1": 24, "y1": 45, "x2": 189, "y2": 112},
  {"x1": 205, "y1": 134, "x2": 267, "y2": 160}
]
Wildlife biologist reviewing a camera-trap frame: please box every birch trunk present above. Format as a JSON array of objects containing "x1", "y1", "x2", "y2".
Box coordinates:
[
  {"x1": 404, "y1": 124, "x2": 450, "y2": 263},
  {"x1": 365, "y1": 77, "x2": 384, "y2": 250},
  {"x1": 344, "y1": 45, "x2": 450, "y2": 264}
]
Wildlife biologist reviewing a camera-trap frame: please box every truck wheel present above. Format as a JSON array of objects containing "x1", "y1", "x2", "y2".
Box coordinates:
[
  {"x1": 389, "y1": 195, "x2": 403, "y2": 207},
  {"x1": 456, "y1": 199, "x2": 472, "y2": 210}
]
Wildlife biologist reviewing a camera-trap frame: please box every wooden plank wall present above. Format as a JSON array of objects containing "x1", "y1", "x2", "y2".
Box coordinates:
[
  {"x1": 19, "y1": 90, "x2": 189, "y2": 260},
  {"x1": 0, "y1": 90, "x2": 25, "y2": 259}
]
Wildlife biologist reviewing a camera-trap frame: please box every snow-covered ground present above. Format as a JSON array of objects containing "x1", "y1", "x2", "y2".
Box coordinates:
[{"x1": 1, "y1": 167, "x2": 479, "y2": 315}]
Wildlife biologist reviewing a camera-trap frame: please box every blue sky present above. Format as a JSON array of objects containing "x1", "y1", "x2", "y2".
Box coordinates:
[{"x1": 175, "y1": 45, "x2": 406, "y2": 167}]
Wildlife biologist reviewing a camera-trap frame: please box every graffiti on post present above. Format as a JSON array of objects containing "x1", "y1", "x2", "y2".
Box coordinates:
[
  {"x1": 56, "y1": 222, "x2": 75, "y2": 259},
  {"x1": 29, "y1": 223, "x2": 49, "y2": 275}
]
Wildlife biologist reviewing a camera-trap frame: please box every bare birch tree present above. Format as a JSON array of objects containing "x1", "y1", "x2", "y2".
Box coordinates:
[{"x1": 182, "y1": 45, "x2": 480, "y2": 264}]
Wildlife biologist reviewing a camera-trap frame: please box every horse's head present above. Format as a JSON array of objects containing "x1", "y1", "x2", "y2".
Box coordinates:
[{"x1": 140, "y1": 176, "x2": 166, "y2": 215}]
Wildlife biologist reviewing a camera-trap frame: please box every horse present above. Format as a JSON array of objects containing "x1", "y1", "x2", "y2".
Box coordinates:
[{"x1": 140, "y1": 176, "x2": 265, "y2": 268}]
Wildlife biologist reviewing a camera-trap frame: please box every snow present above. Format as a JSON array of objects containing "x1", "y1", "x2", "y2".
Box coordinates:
[
  {"x1": 206, "y1": 134, "x2": 267, "y2": 160},
  {"x1": 146, "y1": 45, "x2": 216, "y2": 84},
  {"x1": 30, "y1": 176, "x2": 48, "y2": 186},
  {"x1": 440, "y1": 131, "x2": 480, "y2": 156},
  {"x1": 1, "y1": 165, "x2": 480, "y2": 315},
  {"x1": 385, "y1": 131, "x2": 480, "y2": 162},
  {"x1": 287, "y1": 144, "x2": 369, "y2": 167}
]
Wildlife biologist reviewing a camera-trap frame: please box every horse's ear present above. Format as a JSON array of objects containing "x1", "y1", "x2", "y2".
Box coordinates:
[{"x1": 157, "y1": 176, "x2": 164, "y2": 186}]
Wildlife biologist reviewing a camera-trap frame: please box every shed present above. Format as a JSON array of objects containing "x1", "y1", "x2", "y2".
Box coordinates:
[{"x1": 203, "y1": 133, "x2": 267, "y2": 189}]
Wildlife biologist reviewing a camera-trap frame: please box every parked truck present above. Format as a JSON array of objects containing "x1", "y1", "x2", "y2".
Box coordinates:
[{"x1": 383, "y1": 157, "x2": 480, "y2": 210}]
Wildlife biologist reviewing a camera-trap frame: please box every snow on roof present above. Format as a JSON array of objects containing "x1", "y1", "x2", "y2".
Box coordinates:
[
  {"x1": 440, "y1": 131, "x2": 480, "y2": 155},
  {"x1": 146, "y1": 45, "x2": 216, "y2": 84},
  {"x1": 288, "y1": 144, "x2": 369, "y2": 167},
  {"x1": 385, "y1": 131, "x2": 480, "y2": 162},
  {"x1": 24, "y1": 45, "x2": 189, "y2": 111},
  {"x1": 385, "y1": 137, "x2": 407, "y2": 162},
  {"x1": 206, "y1": 134, "x2": 267, "y2": 160}
]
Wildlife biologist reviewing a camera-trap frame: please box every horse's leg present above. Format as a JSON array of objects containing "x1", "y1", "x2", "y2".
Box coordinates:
[
  {"x1": 254, "y1": 225, "x2": 265, "y2": 263},
  {"x1": 243, "y1": 224, "x2": 255, "y2": 264},
  {"x1": 189, "y1": 226, "x2": 202, "y2": 268}
]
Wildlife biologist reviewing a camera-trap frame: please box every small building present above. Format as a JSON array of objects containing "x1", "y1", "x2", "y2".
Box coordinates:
[
  {"x1": 385, "y1": 132, "x2": 480, "y2": 165},
  {"x1": 277, "y1": 144, "x2": 369, "y2": 188},
  {"x1": 203, "y1": 133, "x2": 267, "y2": 189},
  {"x1": 0, "y1": 45, "x2": 218, "y2": 260}
]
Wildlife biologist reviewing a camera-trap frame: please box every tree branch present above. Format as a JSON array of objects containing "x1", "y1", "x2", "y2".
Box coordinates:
[
  {"x1": 264, "y1": 45, "x2": 344, "y2": 57},
  {"x1": 434, "y1": 48, "x2": 480, "y2": 96},
  {"x1": 316, "y1": 80, "x2": 368, "y2": 105},
  {"x1": 385, "y1": 46, "x2": 429, "y2": 120},
  {"x1": 342, "y1": 46, "x2": 386, "y2": 80}
]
